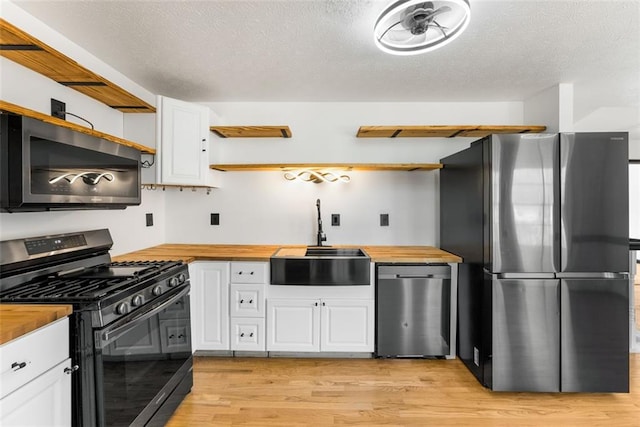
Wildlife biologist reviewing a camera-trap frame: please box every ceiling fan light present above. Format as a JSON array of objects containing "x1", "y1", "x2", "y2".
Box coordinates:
[{"x1": 374, "y1": 0, "x2": 471, "y2": 56}]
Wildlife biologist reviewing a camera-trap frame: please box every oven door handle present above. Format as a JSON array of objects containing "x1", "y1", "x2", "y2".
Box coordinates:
[{"x1": 99, "y1": 285, "x2": 189, "y2": 345}]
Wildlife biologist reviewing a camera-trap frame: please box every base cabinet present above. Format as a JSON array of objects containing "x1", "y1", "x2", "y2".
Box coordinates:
[
  {"x1": 190, "y1": 262, "x2": 230, "y2": 350},
  {"x1": 0, "y1": 359, "x2": 72, "y2": 426},
  {"x1": 229, "y1": 262, "x2": 268, "y2": 351},
  {"x1": 267, "y1": 299, "x2": 374, "y2": 353},
  {"x1": 0, "y1": 318, "x2": 71, "y2": 426}
]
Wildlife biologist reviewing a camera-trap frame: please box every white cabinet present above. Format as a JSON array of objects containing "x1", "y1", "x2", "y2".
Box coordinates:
[
  {"x1": 0, "y1": 318, "x2": 72, "y2": 427},
  {"x1": 189, "y1": 262, "x2": 230, "y2": 350},
  {"x1": 229, "y1": 262, "x2": 268, "y2": 351},
  {"x1": 267, "y1": 299, "x2": 320, "y2": 352},
  {"x1": 267, "y1": 298, "x2": 374, "y2": 353},
  {"x1": 156, "y1": 95, "x2": 211, "y2": 186},
  {"x1": 321, "y1": 299, "x2": 374, "y2": 352}
]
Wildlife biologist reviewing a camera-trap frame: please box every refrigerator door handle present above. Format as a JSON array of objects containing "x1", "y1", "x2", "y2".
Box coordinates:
[
  {"x1": 492, "y1": 272, "x2": 556, "y2": 279},
  {"x1": 556, "y1": 272, "x2": 628, "y2": 279}
]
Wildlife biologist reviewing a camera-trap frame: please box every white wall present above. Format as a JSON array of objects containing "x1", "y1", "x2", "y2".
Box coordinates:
[{"x1": 164, "y1": 101, "x2": 523, "y2": 246}]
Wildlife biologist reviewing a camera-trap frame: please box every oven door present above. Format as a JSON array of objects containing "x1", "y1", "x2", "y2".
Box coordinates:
[{"x1": 93, "y1": 284, "x2": 192, "y2": 427}]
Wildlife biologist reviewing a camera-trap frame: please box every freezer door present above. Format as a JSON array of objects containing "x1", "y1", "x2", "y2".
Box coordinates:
[
  {"x1": 488, "y1": 134, "x2": 559, "y2": 273},
  {"x1": 560, "y1": 133, "x2": 629, "y2": 273},
  {"x1": 492, "y1": 278, "x2": 560, "y2": 392},
  {"x1": 560, "y1": 278, "x2": 629, "y2": 392}
]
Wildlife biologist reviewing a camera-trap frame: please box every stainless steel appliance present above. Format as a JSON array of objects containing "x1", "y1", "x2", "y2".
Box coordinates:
[
  {"x1": 0, "y1": 113, "x2": 141, "y2": 212},
  {"x1": 0, "y1": 229, "x2": 192, "y2": 426},
  {"x1": 440, "y1": 133, "x2": 629, "y2": 392},
  {"x1": 376, "y1": 264, "x2": 451, "y2": 357}
]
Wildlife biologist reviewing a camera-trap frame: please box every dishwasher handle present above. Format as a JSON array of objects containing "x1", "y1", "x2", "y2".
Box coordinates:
[{"x1": 378, "y1": 273, "x2": 449, "y2": 280}]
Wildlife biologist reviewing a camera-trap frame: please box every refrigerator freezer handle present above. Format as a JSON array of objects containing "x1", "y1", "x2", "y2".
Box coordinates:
[{"x1": 556, "y1": 272, "x2": 629, "y2": 279}]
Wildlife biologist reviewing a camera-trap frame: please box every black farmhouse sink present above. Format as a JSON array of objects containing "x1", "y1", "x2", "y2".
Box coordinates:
[{"x1": 270, "y1": 247, "x2": 370, "y2": 286}]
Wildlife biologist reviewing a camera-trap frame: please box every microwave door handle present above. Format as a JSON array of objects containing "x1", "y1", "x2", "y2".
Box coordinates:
[{"x1": 99, "y1": 286, "x2": 189, "y2": 345}]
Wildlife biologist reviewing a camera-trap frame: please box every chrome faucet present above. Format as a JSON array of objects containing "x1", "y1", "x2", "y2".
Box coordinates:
[{"x1": 316, "y1": 198, "x2": 327, "y2": 246}]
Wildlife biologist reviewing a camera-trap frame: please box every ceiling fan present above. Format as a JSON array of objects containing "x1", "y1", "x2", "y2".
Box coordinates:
[{"x1": 374, "y1": 0, "x2": 471, "y2": 56}]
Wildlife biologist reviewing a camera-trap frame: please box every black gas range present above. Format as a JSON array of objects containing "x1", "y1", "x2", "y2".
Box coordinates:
[{"x1": 0, "y1": 229, "x2": 193, "y2": 427}]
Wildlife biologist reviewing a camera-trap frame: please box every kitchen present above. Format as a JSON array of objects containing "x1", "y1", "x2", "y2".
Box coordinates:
[{"x1": 1, "y1": 0, "x2": 639, "y2": 425}]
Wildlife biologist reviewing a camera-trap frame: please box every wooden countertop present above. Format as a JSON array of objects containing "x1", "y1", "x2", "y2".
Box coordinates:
[
  {"x1": 0, "y1": 304, "x2": 72, "y2": 346},
  {"x1": 112, "y1": 244, "x2": 461, "y2": 264}
]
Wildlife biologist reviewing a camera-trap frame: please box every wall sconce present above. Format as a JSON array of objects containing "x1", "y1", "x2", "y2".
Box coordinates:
[{"x1": 283, "y1": 170, "x2": 351, "y2": 184}]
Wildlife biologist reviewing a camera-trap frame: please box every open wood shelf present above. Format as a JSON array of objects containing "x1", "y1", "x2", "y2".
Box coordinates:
[
  {"x1": 357, "y1": 125, "x2": 547, "y2": 138},
  {"x1": 0, "y1": 19, "x2": 155, "y2": 113},
  {"x1": 0, "y1": 100, "x2": 155, "y2": 154},
  {"x1": 210, "y1": 163, "x2": 442, "y2": 172},
  {"x1": 210, "y1": 126, "x2": 292, "y2": 138}
]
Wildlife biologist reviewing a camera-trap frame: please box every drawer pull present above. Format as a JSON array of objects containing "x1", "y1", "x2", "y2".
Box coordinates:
[
  {"x1": 64, "y1": 365, "x2": 79, "y2": 375},
  {"x1": 240, "y1": 332, "x2": 255, "y2": 338},
  {"x1": 11, "y1": 361, "x2": 28, "y2": 371}
]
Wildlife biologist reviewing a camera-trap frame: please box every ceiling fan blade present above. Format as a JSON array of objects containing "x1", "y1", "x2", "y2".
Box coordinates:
[
  {"x1": 377, "y1": 18, "x2": 404, "y2": 42},
  {"x1": 387, "y1": 28, "x2": 417, "y2": 43},
  {"x1": 428, "y1": 5, "x2": 452, "y2": 20},
  {"x1": 431, "y1": 20, "x2": 449, "y2": 38}
]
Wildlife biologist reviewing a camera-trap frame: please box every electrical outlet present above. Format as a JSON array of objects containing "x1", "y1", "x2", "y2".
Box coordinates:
[
  {"x1": 210, "y1": 213, "x2": 220, "y2": 225},
  {"x1": 145, "y1": 213, "x2": 153, "y2": 227},
  {"x1": 380, "y1": 213, "x2": 389, "y2": 226},
  {"x1": 331, "y1": 214, "x2": 340, "y2": 226},
  {"x1": 51, "y1": 98, "x2": 66, "y2": 120}
]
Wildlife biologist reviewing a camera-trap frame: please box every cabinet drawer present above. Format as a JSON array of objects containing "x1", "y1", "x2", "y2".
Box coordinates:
[
  {"x1": 230, "y1": 284, "x2": 265, "y2": 317},
  {"x1": 230, "y1": 318, "x2": 265, "y2": 351},
  {"x1": 0, "y1": 318, "x2": 69, "y2": 399},
  {"x1": 230, "y1": 262, "x2": 268, "y2": 284}
]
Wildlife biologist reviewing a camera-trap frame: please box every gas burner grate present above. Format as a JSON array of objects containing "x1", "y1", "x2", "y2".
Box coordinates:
[{"x1": 0, "y1": 276, "x2": 136, "y2": 300}]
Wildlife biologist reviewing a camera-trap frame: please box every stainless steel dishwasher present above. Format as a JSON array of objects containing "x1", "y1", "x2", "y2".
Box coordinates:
[{"x1": 376, "y1": 264, "x2": 451, "y2": 357}]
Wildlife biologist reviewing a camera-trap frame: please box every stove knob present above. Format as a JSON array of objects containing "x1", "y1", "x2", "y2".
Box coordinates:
[
  {"x1": 178, "y1": 273, "x2": 187, "y2": 284},
  {"x1": 168, "y1": 277, "x2": 179, "y2": 287},
  {"x1": 131, "y1": 295, "x2": 143, "y2": 307},
  {"x1": 152, "y1": 285, "x2": 163, "y2": 296},
  {"x1": 116, "y1": 302, "x2": 129, "y2": 315}
]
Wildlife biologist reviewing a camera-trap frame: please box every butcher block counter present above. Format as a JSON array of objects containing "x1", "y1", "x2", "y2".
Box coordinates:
[
  {"x1": 0, "y1": 304, "x2": 72, "y2": 345},
  {"x1": 112, "y1": 244, "x2": 462, "y2": 264}
]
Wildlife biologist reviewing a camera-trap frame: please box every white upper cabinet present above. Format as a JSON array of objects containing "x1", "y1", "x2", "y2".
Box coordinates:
[{"x1": 156, "y1": 95, "x2": 211, "y2": 186}]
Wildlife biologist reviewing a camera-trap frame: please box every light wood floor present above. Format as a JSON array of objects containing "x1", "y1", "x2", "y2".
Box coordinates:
[{"x1": 166, "y1": 354, "x2": 640, "y2": 426}]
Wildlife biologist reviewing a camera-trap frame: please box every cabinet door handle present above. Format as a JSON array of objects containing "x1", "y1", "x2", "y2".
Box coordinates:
[
  {"x1": 64, "y1": 365, "x2": 79, "y2": 375},
  {"x1": 322, "y1": 302, "x2": 326, "y2": 306},
  {"x1": 314, "y1": 302, "x2": 318, "y2": 306},
  {"x1": 201, "y1": 138, "x2": 207, "y2": 152},
  {"x1": 240, "y1": 299, "x2": 244, "y2": 303},
  {"x1": 11, "y1": 361, "x2": 27, "y2": 371}
]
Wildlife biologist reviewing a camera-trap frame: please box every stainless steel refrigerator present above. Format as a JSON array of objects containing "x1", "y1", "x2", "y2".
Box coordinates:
[{"x1": 440, "y1": 133, "x2": 629, "y2": 392}]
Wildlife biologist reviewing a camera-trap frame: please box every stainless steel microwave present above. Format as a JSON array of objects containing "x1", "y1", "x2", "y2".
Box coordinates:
[{"x1": 0, "y1": 113, "x2": 141, "y2": 212}]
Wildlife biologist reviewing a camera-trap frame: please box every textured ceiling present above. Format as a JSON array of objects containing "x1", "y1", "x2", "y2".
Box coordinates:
[{"x1": 10, "y1": 0, "x2": 640, "y2": 117}]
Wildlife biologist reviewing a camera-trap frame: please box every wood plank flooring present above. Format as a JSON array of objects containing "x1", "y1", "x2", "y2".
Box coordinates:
[{"x1": 166, "y1": 354, "x2": 640, "y2": 426}]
